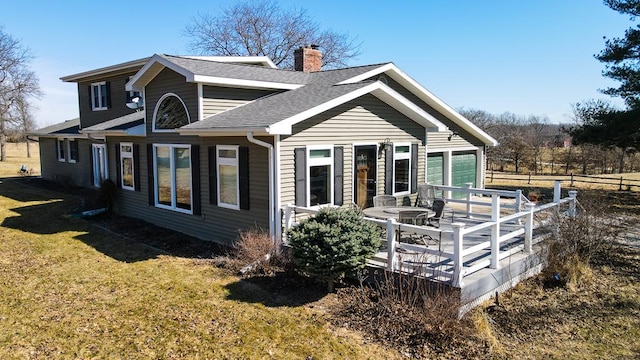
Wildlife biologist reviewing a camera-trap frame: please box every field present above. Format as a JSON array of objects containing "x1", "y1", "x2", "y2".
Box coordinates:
[{"x1": 0, "y1": 142, "x2": 638, "y2": 358}]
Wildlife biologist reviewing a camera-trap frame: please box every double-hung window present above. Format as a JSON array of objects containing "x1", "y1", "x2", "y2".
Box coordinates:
[
  {"x1": 91, "y1": 81, "x2": 108, "y2": 110},
  {"x1": 307, "y1": 147, "x2": 333, "y2": 206},
  {"x1": 393, "y1": 144, "x2": 411, "y2": 195},
  {"x1": 56, "y1": 139, "x2": 65, "y2": 162},
  {"x1": 216, "y1": 145, "x2": 239, "y2": 209},
  {"x1": 120, "y1": 143, "x2": 135, "y2": 191},
  {"x1": 154, "y1": 144, "x2": 192, "y2": 213},
  {"x1": 68, "y1": 139, "x2": 78, "y2": 163}
]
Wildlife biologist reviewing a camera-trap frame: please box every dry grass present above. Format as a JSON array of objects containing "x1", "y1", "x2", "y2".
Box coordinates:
[
  {"x1": 486, "y1": 171, "x2": 640, "y2": 191},
  {"x1": 0, "y1": 178, "x2": 398, "y2": 359},
  {"x1": 0, "y1": 142, "x2": 40, "y2": 177}
]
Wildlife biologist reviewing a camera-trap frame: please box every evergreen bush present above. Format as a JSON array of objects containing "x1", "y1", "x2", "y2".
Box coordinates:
[{"x1": 287, "y1": 207, "x2": 381, "y2": 291}]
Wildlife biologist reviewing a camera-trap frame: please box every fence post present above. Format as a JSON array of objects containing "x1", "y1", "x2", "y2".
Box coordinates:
[
  {"x1": 528, "y1": 172, "x2": 531, "y2": 184},
  {"x1": 465, "y1": 182, "x2": 473, "y2": 218},
  {"x1": 570, "y1": 173, "x2": 574, "y2": 187},
  {"x1": 515, "y1": 189, "x2": 523, "y2": 213},
  {"x1": 619, "y1": 177, "x2": 623, "y2": 191},
  {"x1": 553, "y1": 180, "x2": 562, "y2": 204},
  {"x1": 568, "y1": 190, "x2": 578, "y2": 218},
  {"x1": 491, "y1": 193, "x2": 501, "y2": 269},
  {"x1": 524, "y1": 202, "x2": 536, "y2": 253},
  {"x1": 491, "y1": 169, "x2": 494, "y2": 183},
  {"x1": 452, "y1": 222, "x2": 465, "y2": 287},
  {"x1": 386, "y1": 219, "x2": 397, "y2": 271}
]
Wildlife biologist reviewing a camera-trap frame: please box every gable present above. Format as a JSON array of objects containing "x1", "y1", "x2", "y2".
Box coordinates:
[
  {"x1": 202, "y1": 86, "x2": 280, "y2": 118},
  {"x1": 145, "y1": 67, "x2": 198, "y2": 136}
]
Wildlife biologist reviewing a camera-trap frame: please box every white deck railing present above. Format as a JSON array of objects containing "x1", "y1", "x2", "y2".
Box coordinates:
[{"x1": 282, "y1": 181, "x2": 578, "y2": 288}]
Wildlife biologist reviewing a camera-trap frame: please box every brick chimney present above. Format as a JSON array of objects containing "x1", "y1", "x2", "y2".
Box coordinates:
[{"x1": 294, "y1": 45, "x2": 322, "y2": 72}]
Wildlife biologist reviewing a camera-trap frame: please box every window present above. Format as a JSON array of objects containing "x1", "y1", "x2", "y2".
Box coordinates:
[
  {"x1": 217, "y1": 145, "x2": 239, "y2": 209},
  {"x1": 91, "y1": 81, "x2": 108, "y2": 110},
  {"x1": 393, "y1": 144, "x2": 411, "y2": 195},
  {"x1": 154, "y1": 144, "x2": 192, "y2": 213},
  {"x1": 67, "y1": 139, "x2": 78, "y2": 163},
  {"x1": 120, "y1": 143, "x2": 134, "y2": 191},
  {"x1": 153, "y1": 93, "x2": 190, "y2": 131},
  {"x1": 307, "y1": 147, "x2": 333, "y2": 206},
  {"x1": 56, "y1": 139, "x2": 65, "y2": 162}
]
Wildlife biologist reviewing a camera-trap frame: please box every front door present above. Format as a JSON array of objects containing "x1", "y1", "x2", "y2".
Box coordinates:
[
  {"x1": 354, "y1": 145, "x2": 377, "y2": 208},
  {"x1": 92, "y1": 144, "x2": 108, "y2": 187}
]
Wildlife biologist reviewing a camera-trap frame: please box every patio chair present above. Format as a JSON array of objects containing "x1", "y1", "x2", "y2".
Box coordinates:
[
  {"x1": 373, "y1": 195, "x2": 396, "y2": 207},
  {"x1": 414, "y1": 184, "x2": 435, "y2": 208},
  {"x1": 18, "y1": 164, "x2": 30, "y2": 176},
  {"x1": 428, "y1": 198, "x2": 454, "y2": 228}
]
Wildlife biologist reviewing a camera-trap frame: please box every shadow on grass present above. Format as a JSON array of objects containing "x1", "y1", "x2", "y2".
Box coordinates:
[
  {"x1": 0, "y1": 177, "x2": 222, "y2": 262},
  {"x1": 224, "y1": 272, "x2": 329, "y2": 307}
]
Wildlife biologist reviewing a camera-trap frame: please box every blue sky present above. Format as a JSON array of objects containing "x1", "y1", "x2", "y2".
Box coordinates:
[{"x1": 1, "y1": 0, "x2": 631, "y2": 127}]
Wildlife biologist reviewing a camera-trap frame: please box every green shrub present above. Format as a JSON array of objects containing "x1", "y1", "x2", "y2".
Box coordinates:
[{"x1": 287, "y1": 207, "x2": 381, "y2": 291}]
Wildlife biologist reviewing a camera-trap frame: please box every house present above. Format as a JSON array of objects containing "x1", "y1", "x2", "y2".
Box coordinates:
[{"x1": 32, "y1": 46, "x2": 497, "y2": 245}]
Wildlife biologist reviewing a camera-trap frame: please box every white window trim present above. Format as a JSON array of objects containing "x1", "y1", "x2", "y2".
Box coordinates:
[
  {"x1": 306, "y1": 145, "x2": 334, "y2": 208},
  {"x1": 120, "y1": 142, "x2": 135, "y2": 191},
  {"x1": 91, "y1": 81, "x2": 108, "y2": 111},
  {"x1": 392, "y1": 143, "x2": 411, "y2": 196},
  {"x1": 67, "y1": 139, "x2": 77, "y2": 163},
  {"x1": 152, "y1": 93, "x2": 191, "y2": 133},
  {"x1": 153, "y1": 144, "x2": 193, "y2": 214},
  {"x1": 57, "y1": 138, "x2": 65, "y2": 162},
  {"x1": 92, "y1": 144, "x2": 108, "y2": 188},
  {"x1": 216, "y1": 145, "x2": 240, "y2": 210}
]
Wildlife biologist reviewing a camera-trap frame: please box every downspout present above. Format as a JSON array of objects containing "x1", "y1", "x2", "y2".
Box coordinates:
[{"x1": 246, "y1": 132, "x2": 276, "y2": 243}]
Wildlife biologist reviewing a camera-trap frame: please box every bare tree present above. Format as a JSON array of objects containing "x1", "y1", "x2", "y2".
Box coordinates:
[
  {"x1": 184, "y1": 1, "x2": 361, "y2": 69},
  {"x1": 15, "y1": 97, "x2": 36, "y2": 158},
  {"x1": 0, "y1": 26, "x2": 41, "y2": 161},
  {"x1": 525, "y1": 115, "x2": 550, "y2": 175}
]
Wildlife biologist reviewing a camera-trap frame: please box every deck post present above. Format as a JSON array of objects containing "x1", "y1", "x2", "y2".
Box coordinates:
[
  {"x1": 465, "y1": 182, "x2": 473, "y2": 218},
  {"x1": 515, "y1": 189, "x2": 523, "y2": 213},
  {"x1": 553, "y1": 180, "x2": 562, "y2": 204},
  {"x1": 283, "y1": 204, "x2": 293, "y2": 243},
  {"x1": 524, "y1": 202, "x2": 536, "y2": 253},
  {"x1": 386, "y1": 219, "x2": 397, "y2": 271},
  {"x1": 490, "y1": 193, "x2": 501, "y2": 269},
  {"x1": 568, "y1": 190, "x2": 578, "y2": 218},
  {"x1": 452, "y1": 222, "x2": 465, "y2": 287}
]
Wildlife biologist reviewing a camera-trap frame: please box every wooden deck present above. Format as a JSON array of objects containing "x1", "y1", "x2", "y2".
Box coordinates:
[{"x1": 283, "y1": 181, "x2": 578, "y2": 314}]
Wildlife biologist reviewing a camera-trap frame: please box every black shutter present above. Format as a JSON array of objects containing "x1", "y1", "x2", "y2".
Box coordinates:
[
  {"x1": 239, "y1": 146, "x2": 249, "y2": 210},
  {"x1": 384, "y1": 144, "x2": 393, "y2": 195},
  {"x1": 191, "y1": 145, "x2": 201, "y2": 215},
  {"x1": 208, "y1": 146, "x2": 217, "y2": 204},
  {"x1": 147, "y1": 144, "x2": 155, "y2": 205},
  {"x1": 294, "y1": 147, "x2": 306, "y2": 206},
  {"x1": 411, "y1": 143, "x2": 418, "y2": 193},
  {"x1": 88, "y1": 85, "x2": 93, "y2": 109},
  {"x1": 115, "y1": 143, "x2": 121, "y2": 188},
  {"x1": 105, "y1": 81, "x2": 111, "y2": 108},
  {"x1": 74, "y1": 141, "x2": 79, "y2": 162},
  {"x1": 89, "y1": 145, "x2": 94, "y2": 186},
  {"x1": 333, "y1": 146, "x2": 344, "y2": 206},
  {"x1": 133, "y1": 144, "x2": 141, "y2": 191}
]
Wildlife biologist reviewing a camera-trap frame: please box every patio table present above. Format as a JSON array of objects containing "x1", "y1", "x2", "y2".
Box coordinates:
[{"x1": 362, "y1": 206, "x2": 434, "y2": 221}]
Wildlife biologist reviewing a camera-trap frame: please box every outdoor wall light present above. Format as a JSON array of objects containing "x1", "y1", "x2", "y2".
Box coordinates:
[
  {"x1": 378, "y1": 138, "x2": 392, "y2": 158},
  {"x1": 447, "y1": 131, "x2": 460, "y2": 141}
]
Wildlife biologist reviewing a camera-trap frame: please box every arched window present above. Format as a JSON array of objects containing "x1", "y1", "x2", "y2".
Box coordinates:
[{"x1": 153, "y1": 93, "x2": 190, "y2": 131}]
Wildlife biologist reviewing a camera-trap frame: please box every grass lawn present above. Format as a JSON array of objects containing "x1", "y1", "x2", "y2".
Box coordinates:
[{"x1": 0, "y1": 178, "x2": 396, "y2": 359}]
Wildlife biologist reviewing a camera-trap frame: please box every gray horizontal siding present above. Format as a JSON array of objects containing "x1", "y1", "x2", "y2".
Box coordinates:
[
  {"x1": 280, "y1": 94, "x2": 426, "y2": 207},
  {"x1": 107, "y1": 135, "x2": 271, "y2": 246},
  {"x1": 39, "y1": 137, "x2": 94, "y2": 188},
  {"x1": 202, "y1": 86, "x2": 276, "y2": 118},
  {"x1": 427, "y1": 132, "x2": 475, "y2": 150},
  {"x1": 78, "y1": 71, "x2": 141, "y2": 129}
]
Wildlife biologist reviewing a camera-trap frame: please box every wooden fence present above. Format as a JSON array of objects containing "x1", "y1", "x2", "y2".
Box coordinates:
[{"x1": 488, "y1": 171, "x2": 640, "y2": 191}]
